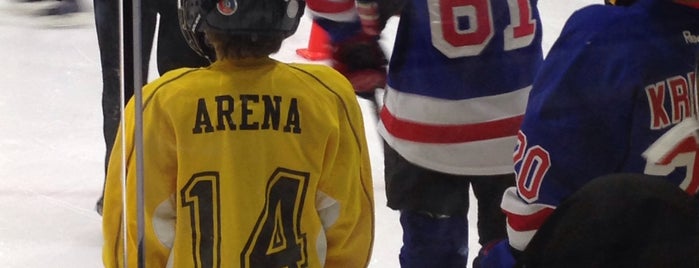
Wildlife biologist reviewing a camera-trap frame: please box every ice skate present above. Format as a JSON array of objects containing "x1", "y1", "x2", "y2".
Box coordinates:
[
  {"x1": 2, "y1": 0, "x2": 57, "y2": 16},
  {"x1": 33, "y1": 0, "x2": 92, "y2": 28},
  {"x1": 95, "y1": 196, "x2": 103, "y2": 216}
]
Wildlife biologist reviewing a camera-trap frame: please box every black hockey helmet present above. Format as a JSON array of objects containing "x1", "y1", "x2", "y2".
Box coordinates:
[{"x1": 178, "y1": 0, "x2": 306, "y2": 59}]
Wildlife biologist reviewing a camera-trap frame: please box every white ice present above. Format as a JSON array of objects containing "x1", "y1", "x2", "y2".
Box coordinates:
[{"x1": 0, "y1": 0, "x2": 596, "y2": 267}]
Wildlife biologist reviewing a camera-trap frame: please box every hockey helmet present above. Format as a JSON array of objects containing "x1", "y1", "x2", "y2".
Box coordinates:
[{"x1": 178, "y1": 0, "x2": 306, "y2": 58}]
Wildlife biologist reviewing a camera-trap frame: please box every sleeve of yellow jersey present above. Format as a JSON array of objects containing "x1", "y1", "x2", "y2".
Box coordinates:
[
  {"x1": 309, "y1": 65, "x2": 376, "y2": 267},
  {"x1": 101, "y1": 95, "x2": 135, "y2": 268},
  {"x1": 101, "y1": 70, "x2": 183, "y2": 268}
]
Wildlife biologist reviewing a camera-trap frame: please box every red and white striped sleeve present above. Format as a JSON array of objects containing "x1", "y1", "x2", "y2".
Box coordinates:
[
  {"x1": 500, "y1": 187, "x2": 556, "y2": 251},
  {"x1": 306, "y1": 0, "x2": 359, "y2": 22}
]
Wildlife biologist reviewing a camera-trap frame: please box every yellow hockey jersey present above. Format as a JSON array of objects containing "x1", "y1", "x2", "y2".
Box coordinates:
[{"x1": 102, "y1": 58, "x2": 374, "y2": 268}]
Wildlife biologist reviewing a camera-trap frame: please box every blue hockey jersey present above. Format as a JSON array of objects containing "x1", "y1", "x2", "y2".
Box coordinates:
[
  {"x1": 377, "y1": 0, "x2": 544, "y2": 175},
  {"x1": 504, "y1": 0, "x2": 699, "y2": 251}
]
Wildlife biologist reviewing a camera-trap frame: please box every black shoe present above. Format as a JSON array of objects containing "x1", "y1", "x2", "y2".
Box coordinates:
[
  {"x1": 7, "y1": 0, "x2": 55, "y2": 15},
  {"x1": 34, "y1": 0, "x2": 91, "y2": 28},
  {"x1": 40, "y1": 0, "x2": 80, "y2": 16},
  {"x1": 95, "y1": 196, "x2": 103, "y2": 216}
]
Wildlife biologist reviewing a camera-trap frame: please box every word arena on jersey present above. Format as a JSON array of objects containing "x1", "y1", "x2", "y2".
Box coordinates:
[{"x1": 192, "y1": 94, "x2": 302, "y2": 134}]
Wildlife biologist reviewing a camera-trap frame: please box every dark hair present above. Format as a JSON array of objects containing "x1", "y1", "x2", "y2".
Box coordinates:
[{"x1": 204, "y1": 30, "x2": 286, "y2": 60}]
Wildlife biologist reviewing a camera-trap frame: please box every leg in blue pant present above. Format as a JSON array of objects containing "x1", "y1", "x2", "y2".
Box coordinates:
[
  {"x1": 399, "y1": 210, "x2": 469, "y2": 268},
  {"x1": 384, "y1": 142, "x2": 512, "y2": 268}
]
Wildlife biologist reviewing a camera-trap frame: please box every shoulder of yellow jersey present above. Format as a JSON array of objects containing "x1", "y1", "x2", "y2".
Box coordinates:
[
  {"x1": 138, "y1": 67, "x2": 204, "y2": 102},
  {"x1": 285, "y1": 62, "x2": 357, "y2": 101},
  {"x1": 140, "y1": 62, "x2": 357, "y2": 107}
]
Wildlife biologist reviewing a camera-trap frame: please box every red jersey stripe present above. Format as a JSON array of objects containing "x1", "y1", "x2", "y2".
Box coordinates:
[
  {"x1": 306, "y1": 0, "x2": 355, "y2": 14},
  {"x1": 504, "y1": 207, "x2": 555, "y2": 232},
  {"x1": 379, "y1": 107, "x2": 524, "y2": 144}
]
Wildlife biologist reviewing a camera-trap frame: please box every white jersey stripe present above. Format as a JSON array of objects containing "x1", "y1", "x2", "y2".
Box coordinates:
[{"x1": 382, "y1": 85, "x2": 531, "y2": 125}]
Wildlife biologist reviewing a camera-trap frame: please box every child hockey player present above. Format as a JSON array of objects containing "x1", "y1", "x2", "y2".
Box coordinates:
[{"x1": 101, "y1": 0, "x2": 375, "y2": 266}]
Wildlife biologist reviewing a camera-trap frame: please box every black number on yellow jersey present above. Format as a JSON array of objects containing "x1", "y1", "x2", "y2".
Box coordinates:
[
  {"x1": 241, "y1": 168, "x2": 310, "y2": 268},
  {"x1": 181, "y1": 169, "x2": 310, "y2": 268},
  {"x1": 182, "y1": 172, "x2": 222, "y2": 268}
]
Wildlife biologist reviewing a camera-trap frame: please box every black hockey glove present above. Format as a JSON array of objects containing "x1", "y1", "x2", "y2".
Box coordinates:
[{"x1": 331, "y1": 32, "x2": 387, "y2": 99}]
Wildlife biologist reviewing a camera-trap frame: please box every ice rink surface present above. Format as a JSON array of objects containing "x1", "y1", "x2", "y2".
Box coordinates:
[{"x1": 0, "y1": 0, "x2": 596, "y2": 266}]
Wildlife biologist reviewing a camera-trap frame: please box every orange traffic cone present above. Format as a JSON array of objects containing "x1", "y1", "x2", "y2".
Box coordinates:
[{"x1": 296, "y1": 21, "x2": 332, "y2": 61}]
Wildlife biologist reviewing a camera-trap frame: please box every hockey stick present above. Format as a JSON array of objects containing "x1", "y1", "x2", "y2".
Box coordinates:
[
  {"x1": 129, "y1": 0, "x2": 146, "y2": 264},
  {"x1": 117, "y1": 0, "x2": 128, "y2": 263},
  {"x1": 117, "y1": 0, "x2": 146, "y2": 265}
]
